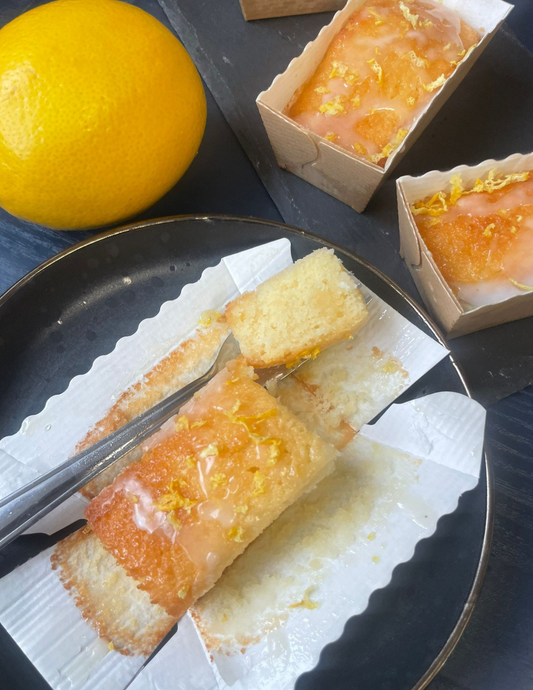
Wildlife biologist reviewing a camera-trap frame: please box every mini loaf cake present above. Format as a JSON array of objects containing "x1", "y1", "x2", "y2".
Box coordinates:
[
  {"x1": 225, "y1": 248, "x2": 368, "y2": 368},
  {"x1": 285, "y1": 0, "x2": 479, "y2": 167},
  {"x1": 411, "y1": 169, "x2": 533, "y2": 308},
  {"x1": 54, "y1": 357, "x2": 336, "y2": 653}
]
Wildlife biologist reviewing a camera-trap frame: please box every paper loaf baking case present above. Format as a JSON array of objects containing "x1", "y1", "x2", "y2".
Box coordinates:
[
  {"x1": 256, "y1": 0, "x2": 513, "y2": 212},
  {"x1": 397, "y1": 150, "x2": 533, "y2": 338},
  {"x1": 239, "y1": 0, "x2": 345, "y2": 21}
]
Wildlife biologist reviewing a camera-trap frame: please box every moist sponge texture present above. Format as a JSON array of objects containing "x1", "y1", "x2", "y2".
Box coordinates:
[{"x1": 225, "y1": 249, "x2": 368, "y2": 367}]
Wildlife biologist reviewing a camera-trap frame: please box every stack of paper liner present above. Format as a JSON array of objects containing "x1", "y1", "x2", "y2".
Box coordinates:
[
  {"x1": 0, "y1": 239, "x2": 486, "y2": 690},
  {"x1": 397, "y1": 150, "x2": 533, "y2": 338},
  {"x1": 239, "y1": 0, "x2": 345, "y2": 22},
  {"x1": 256, "y1": 0, "x2": 513, "y2": 212}
]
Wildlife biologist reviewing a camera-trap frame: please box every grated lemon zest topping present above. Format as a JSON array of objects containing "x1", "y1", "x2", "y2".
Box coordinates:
[
  {"x1": 422, "y1": 74, "x2": 446, "y2": 92},
  {"x1": 197, "y1": 310, "x2": 222, "y2": 328},
  {"x1": 399, "y1": 1, "x2": 418, "y2": 29},
  {"x1": 412, "y1": 170, "x2": 531, "y2": 218},
  {"x1": 368, "y1": 7, "x2": 384, "y2": 25},
  {"x1": 406, "y1": 96, "x2": 416, "y2": 107},
  {"x1": 191, "y1": 420, "x2": 206, "y2": 428},
  {"x1": 443, "y1": 42, "x2": 451, "y2": 51},
  {"x1": 325, "y1": 132, "x2": 338, "y2": 142},
  {"x1": 351, "y1": 94, "x2": 361, "y2": 107},
  {"x1": 154, "y1": 480, "x2": 197, "y2": 513},
  {"x1": 315, "y1": 86, "x2": 331, "y2": 94},
  {"x1": 517, "y1": 215, "x2": 523, "y2": 222},
  {"x1": 411, "y1": 191, "x2": 448, "y2": 216},
  {"x1": 353, "y1": 142, "x2": 367, "y2": 156},
  {"x1": 508, "y1": 277, "x2": 533, "y2": 291},
  {"x1": 483, "y1": 224, "x2": 495, "y2": 237},
  {"x1": 371, "y1": 128, "x2": 409, "y2": 163},
  {"x1": 210, "y1": 473, "x2": 227, "y2": 489},
  {"x1": 199, "y1": 443, "x2": 219, "y2": 458},
  {"x1": 406, "y1": 50, "x2": 427, "y2": 68},
  {"x1": 235, "y1": 504, "x2": 249, "y2": 514},
  {"x1": 178, "y1": 586, "x2": 189, "y2": 599},
  {"x1": 329, "y1": 60, "x2": 348, "y2": 79},
  {"x1": 367, "y1": 58, "x2": 383, "y2": 85},
  {"x1": 227, "y1": 526, "x2": 245, "y2": 542},
  {"x1": 175, "y1": 415, "x2": 189, "y2": 432},
  {"x1": 185, "y1": 455, "x2": 197, "y2": 468},
  {"x1": 167, "y1": 512, "x2": 182, "y2": 530},
  {"x1": 319, "y1": 95, "x2": 346, "y2": 116},
  {"x1": 345, "y1": 71, "x2": 359, "y2": 85},
  {"x1": 252, "y1": 471, "x2": 266, "y2": 496},
  {"x1": 108, "y1": 642, "x2": 115, "y2": 651},
  {"x1": 511, "y1": 226, "x2": 518, "y2": 234},
  {"x1": 289, "y1": 587, "x2": 320, "y2": 610}
]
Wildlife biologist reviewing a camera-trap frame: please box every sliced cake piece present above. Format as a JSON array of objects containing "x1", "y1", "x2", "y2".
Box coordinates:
[
  {"x1": 84, "y1": 356, "x2": 336, "y2": 628},
  {"x1": 225, "y1": 248, "x2": 368, "y2": 368}
]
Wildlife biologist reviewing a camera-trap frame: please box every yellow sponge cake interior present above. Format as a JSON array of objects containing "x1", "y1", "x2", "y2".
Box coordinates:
[{"x1": 225, "y1": 248, "x2": 368, "y2": 368}]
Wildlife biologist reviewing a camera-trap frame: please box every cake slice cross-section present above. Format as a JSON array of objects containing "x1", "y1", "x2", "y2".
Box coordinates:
[{"x1": 225, "y1": 248, "x2": 368, "y2": 368}]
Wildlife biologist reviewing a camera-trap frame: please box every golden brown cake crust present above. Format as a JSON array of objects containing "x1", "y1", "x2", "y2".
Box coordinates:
[
  {"x1": 51, "y1": 528, "x2": 174, "y2": 656},
  {"x1": 76, "y1": 321, "x2": 229, "y2": 498}
]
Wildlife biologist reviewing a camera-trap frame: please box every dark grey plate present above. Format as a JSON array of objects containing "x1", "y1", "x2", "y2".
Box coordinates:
[{"x1": 0, "y1": 216, "x2": 492, "y2": 690}]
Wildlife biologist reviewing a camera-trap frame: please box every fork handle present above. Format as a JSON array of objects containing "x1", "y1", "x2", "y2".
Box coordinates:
[{"x1": 0, "y1": 365, "x2": 216, "y2": 551}]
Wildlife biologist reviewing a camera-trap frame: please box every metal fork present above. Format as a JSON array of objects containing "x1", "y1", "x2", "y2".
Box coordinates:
[{"x1": 0, "y1": 333, "x2": 305, "y2": 550}]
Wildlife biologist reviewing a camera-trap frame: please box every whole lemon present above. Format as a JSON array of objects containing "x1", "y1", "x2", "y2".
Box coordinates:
[{"x1": 0, "y1": 0, "x2": 206, "y2": 230}]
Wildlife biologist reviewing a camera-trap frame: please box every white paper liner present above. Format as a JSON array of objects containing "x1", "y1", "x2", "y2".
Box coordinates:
[
  {"x1": 128, "y1": 391, "x2": 485, "y2": 690},
  {"x1": 0, "y1": 239, "x2": 454, "y2": 690}
]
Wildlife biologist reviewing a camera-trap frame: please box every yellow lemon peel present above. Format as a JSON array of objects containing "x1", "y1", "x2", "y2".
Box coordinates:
[
  {"x1": 227, "y1": 526, "x2": 245, "y2": 542},
  {"x1": 483, "y1": 223, "x2": 495, "y2": 237},
  {"x1": 166, "y1": 512, "x2": 182, "y2": 530},
  {"x1": 367, "y1": 58, "x2": 383, "y2": 85},
  {"x1": 210, "y1": 473, "x2": 227, "y2": 489},
  {"x1": 353, "y1": 142, "x2": 367, "y2": 156},
  {"x1": 371, "y1": 128, "x2": 409, "y2": 163},
  {"x1": 314, "y1": 86, "x2": 331, "y2": 94},
  {"x1": 199, "y1": 443, "x2": 219, "y2": 458},
  {"x1": 289, "y1": 587, "x2": 320, "y2": 610},
  {"x1": 154, "y1": 480, "x2": 197, "y2": 513},
  {"x1": 325, "y1": 132, "x2": 338, "y2": 142},
  {"x1": 252, "y1": 471, "x2": 266, "y2": 496},
  {"x1": 319, "y1": 95, "x2": 346, "y2": 116},
  {"x1": 235, "y1": 504, "x2": 249, "y2": 514},
  {"x1": 422, "y1": 74, "x2": 446, "y2": 92},
  {"x1": 368, "y1": 7, "x2": 384, "y2": 25},
  {"x1": 508, "y1": 277, "x2": 533, "y2": 291},
  {"x1": 411, "y1": 191, "x2": 448, "y2": 217},
  {"x1": 399, "y1": 1, "x2": 418, "y2": 28},
  {"x1": 175, "y1": 415, "x2": 189, "y2": 432},
  {"x1": 406, "y1": 51, "x2": 427, "y2": 68},
  {"x1": 177, "y1": 586, "x2": 190, "y2": 599},
  {"x1": 329, "y1": 61, "x2": 348, "y2": 79},
  {"x1": 197, "y1": 310, "x2": 222, "y2": 328},
  {"x1": 191, "y1": 420, "x2": 206, "y2": 428}
]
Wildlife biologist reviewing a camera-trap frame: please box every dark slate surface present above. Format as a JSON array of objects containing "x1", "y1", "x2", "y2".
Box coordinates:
[{"x1": 158, "y1": 0, "x2": 533, "y2": 405}]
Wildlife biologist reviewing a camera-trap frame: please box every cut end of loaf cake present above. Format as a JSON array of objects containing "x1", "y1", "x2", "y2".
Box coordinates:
[{"x1": 225, "y1": 249, "x2": 368, "y2": 367}]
